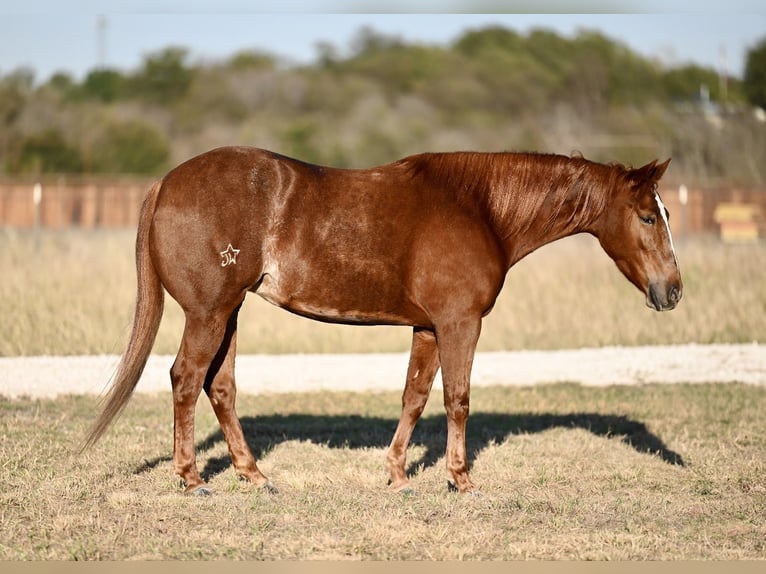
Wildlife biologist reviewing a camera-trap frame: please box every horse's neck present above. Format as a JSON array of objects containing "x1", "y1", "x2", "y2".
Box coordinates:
[
  {"x1": 482, "y1": 160, "x2": 611, "y2": 267},
  {"x1": 410, "y1": 152, "x2": 612, "y2": 267}
]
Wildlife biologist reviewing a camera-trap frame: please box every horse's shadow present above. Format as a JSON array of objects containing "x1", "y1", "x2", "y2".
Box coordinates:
[{"x1": 135, "y1": 411, "x2": 684, "y2": 482}]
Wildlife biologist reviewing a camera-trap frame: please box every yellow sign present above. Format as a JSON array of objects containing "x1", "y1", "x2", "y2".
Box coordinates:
[{"x1": 713, "y1": 203, "x2": 759, "y2": 242}]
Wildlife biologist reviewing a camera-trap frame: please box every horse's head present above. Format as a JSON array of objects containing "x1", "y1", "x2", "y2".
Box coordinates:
[{"x1": 595, "y1": 159, "x2": 682, "y2": 311}]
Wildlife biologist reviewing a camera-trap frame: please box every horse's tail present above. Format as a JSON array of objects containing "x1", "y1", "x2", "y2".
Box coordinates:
[{"x1": 81, "y1": 179, "x2": 165, "y2": 451}]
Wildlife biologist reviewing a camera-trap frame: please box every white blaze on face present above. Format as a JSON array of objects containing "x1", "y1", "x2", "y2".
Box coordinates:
[{"x1": 654, "y1": 191, "x2": 678, "y2": 268}]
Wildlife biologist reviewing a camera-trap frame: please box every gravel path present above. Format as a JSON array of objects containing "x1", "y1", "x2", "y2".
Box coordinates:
[{"x1": 1, "y1": 343, "x2": 764, "y2": 399}]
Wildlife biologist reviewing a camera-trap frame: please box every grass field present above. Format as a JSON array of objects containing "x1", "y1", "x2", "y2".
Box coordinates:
[
  {"x1": 2, "y1": 229, "x2": 765, "y2": 560},
  {"x1": 1, "y1": 383, "x2": 765, "y2": 559},
  {"x1": 1, "y1": 228, "x2": 765, "y2": 356}
]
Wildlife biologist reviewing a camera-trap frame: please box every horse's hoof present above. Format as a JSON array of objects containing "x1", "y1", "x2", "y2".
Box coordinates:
[
  {"x1": 261, "y1": 481, "x2": 279, "y2": 494},
  {"x1": 387, "y1": 478, "x2": 415, "y2": 494},
  {"x1": 389, "y1": 481, "x2": 417, "y2": 495},
  {"x1": 447, "y1": 480, "x2": 481, "y2": 496},
  {"x1": 187, "y1": 486, "x2": 212, "y2": 497}
]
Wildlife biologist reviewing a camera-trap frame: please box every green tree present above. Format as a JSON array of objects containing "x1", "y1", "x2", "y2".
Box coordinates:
[
  {"x1": 281, "y1": 120, "x2": 321, "y2": 164},
  {"x1": 454, "y1": 25, "x2": 523, "y2": 57},
  {"x1": 663, "y1": 65, "x2": 720, "y2": 102},
  {"x1": 744, "y1": 36, "x2": 766, "y2": 109},
  {"x1": 132, "y1": 47, "x2": 195, "y2": 104},
  {"x1": 0, "y1": 69, "x2": 33, "y2": 125},
  {"x1": 350, "y1": 26, "x2": 403, "y2": 56},
  {"x1": 91, "y1": 120, "x2": 169, "y2": 174},
  {"x1": 227, "y1": 50, "x2": 277, "y2": 71},
  {"x1": 454, "y1": 27, "x2": 556, "y2": 115},
  {"x1": 82, "y1": 68, "x2": 126, "y2": 102},
  {"x1": 342, "y1": 28, "x2": 455, "y2": 97},
  {"x1": 45, "y1": 72, "x2": 78, "y2": 98},
  {"x1": 524, "y1": 28, "x2": 573, "y2": 79},
  {"x1": 16, "y1": 129, "x2": 83, "y2": 173},
  {"x1": 569, "y1": 30, "x2": 660, "y2": 107}
]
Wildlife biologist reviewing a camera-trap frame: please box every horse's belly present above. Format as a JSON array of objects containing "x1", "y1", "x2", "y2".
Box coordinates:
[{"x1": 254, "y1": 269, "x2": 415, "y2": 326}]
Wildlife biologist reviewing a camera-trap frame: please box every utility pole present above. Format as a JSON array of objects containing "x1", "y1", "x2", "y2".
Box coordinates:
[
  {"x1": 97, "y1": 15, "x2": 108, "y2": 69},
  {"x1": 719, "y1": 44, "x2": 728, "y2": 105}
]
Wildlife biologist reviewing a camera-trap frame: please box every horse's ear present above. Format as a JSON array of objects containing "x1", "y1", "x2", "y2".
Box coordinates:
[
  {"x1": 629, "y1": 158, "x2": 671, "y2": 184},
  {"x1": 653, "y1": 158, "x2": 671, "y2": 180}
]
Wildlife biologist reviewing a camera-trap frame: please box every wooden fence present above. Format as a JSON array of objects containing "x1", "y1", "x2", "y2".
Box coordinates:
[
  {"x1": 1, "y1": 177, "x2": 764, "y2": 238},
  {"x1": 656, "y1": 184, "x2": 765, "y2": 239},
  {"x1": 0, "y1": 178, "x2": 150, "y2": 229}
]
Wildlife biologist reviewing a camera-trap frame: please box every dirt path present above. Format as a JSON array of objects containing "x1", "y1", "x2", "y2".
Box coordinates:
[{"x1": 1, "y1": 343, "x2": 764, "y2": 399}]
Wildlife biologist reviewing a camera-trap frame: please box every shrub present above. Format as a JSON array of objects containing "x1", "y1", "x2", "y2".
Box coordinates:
[
  {"x1": 15, "y1": 129, "x2": 83, "y2": 173},
  {"x1": 91, "y1": 120, "x2": 170, "y2": 174}
]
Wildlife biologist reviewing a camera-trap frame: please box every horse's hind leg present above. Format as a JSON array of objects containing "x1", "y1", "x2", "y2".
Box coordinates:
[
  {"x1": 170, "y1": 303, "x2": 242, "y2": 495},
  {"x1": 203, "y1": 303, "x2": 275, "y2": 492},
  {"x1": 385, "y1": 327, "x2": 440, "y2": 492}
]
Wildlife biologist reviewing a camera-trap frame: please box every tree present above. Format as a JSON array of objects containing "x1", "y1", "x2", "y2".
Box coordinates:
[
  {"x1": 91, "y1": 120, "x2": 169, "y2": 174},
  {"x1": 0, "y1": 25, "x2": 761, "y2": 183},
  {"x1": 16, "y1": 129, "x2": 83, "y2": 174},
  {"x1": 45, "y1": 72, "x2": 77, "y2": 98},
  {"x1": 132, "y1": 47, "x2": 194, "y2": 104},
  {"x1": 569, "y1": 29, "x2": 661, "y2": 107},
  {"x1": 350, "y1": 26, "x2": 403, "y2": 57},
  {"x1": 82, "y1": 68, "x2": 126, "y2": 102},
  {"x1": 227, "y1": 50, "x2": 277, "y2": 71},
  {"x1": 660, "y1": 65, "x2": 743, "y2": 104},
  {"x1": 744, "y1": 36, "x2": 766, "y2": 109},
  {"x1": 0, "y1": 69, "x2": 33, "y2": 125},
  {"x1": 454, "y1": 25, "x2": 523, "y2": 57}
]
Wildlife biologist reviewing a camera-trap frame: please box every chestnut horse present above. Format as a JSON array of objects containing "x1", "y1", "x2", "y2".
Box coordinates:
[{"x1": 83, "y1": 147, "x2": 682, "y2": 495}]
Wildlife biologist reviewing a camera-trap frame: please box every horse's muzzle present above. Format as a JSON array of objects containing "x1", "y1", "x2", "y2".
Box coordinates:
[{"x1": 647, "y1": 282, "x2": 682, "y2": 311}]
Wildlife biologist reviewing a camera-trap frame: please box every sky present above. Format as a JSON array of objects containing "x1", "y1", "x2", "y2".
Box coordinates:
[{"x1": 1, "y1": 2, "x2": 765, "y2": 84}]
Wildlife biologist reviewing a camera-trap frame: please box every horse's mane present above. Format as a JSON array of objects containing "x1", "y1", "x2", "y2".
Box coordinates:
[{"x1": 400, "y1": 151, "x2": 625, "y2": 239}]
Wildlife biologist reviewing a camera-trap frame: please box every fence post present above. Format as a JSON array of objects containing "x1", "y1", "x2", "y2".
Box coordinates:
[
  {"x1": 678, "y1": 184, "x2": 688, "y2": 240},
  {"x1": 33, "y1": 182, "x2": 42, "y2": 251}
]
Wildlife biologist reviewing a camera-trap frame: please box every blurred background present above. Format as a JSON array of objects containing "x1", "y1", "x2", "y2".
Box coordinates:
[
  {"x1": 2, "y1": 7, "x2": 766, "y2": 233},
  {"x1": 1, "y1": 4, "x2": 765, "y2": 356}
]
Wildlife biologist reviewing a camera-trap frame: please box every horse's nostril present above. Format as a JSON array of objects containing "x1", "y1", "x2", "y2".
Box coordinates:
[{"x1": 668, "y1": 285, "x2": 681, "y2": 304}]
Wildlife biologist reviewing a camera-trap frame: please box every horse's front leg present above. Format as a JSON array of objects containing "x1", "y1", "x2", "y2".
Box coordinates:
[
  {"x1": 436, "y1": 316, "x2": 482, "y2": 494},
  {"x1": 385, "y1": 327, "x2": 440, "y2": 492}
]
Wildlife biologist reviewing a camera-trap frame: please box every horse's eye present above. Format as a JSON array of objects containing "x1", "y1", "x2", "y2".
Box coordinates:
[{"x1": 640, "y1": 215, "x2": 656, "y2": 225}]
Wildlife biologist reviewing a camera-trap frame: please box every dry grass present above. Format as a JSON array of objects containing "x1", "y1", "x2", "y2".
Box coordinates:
[
  {"x1": 3, "y1": 222, "x2": 764, "y2": 561},
  {"x1": 2, "y1": 228, "x2": 765, "y2": 356},
  {"x1": 1, "y1": 383, "x2": 765, "y2": 560}
]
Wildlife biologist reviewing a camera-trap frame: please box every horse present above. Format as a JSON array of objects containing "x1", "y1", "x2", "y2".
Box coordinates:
[{"x1": 82, "y1": 147, "x2": 682, "y2": 495}]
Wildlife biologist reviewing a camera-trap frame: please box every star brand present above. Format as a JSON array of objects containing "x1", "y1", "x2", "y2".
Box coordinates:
[{"x1": 220, "y1": 244, "x2": 240, "y2": 267}]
